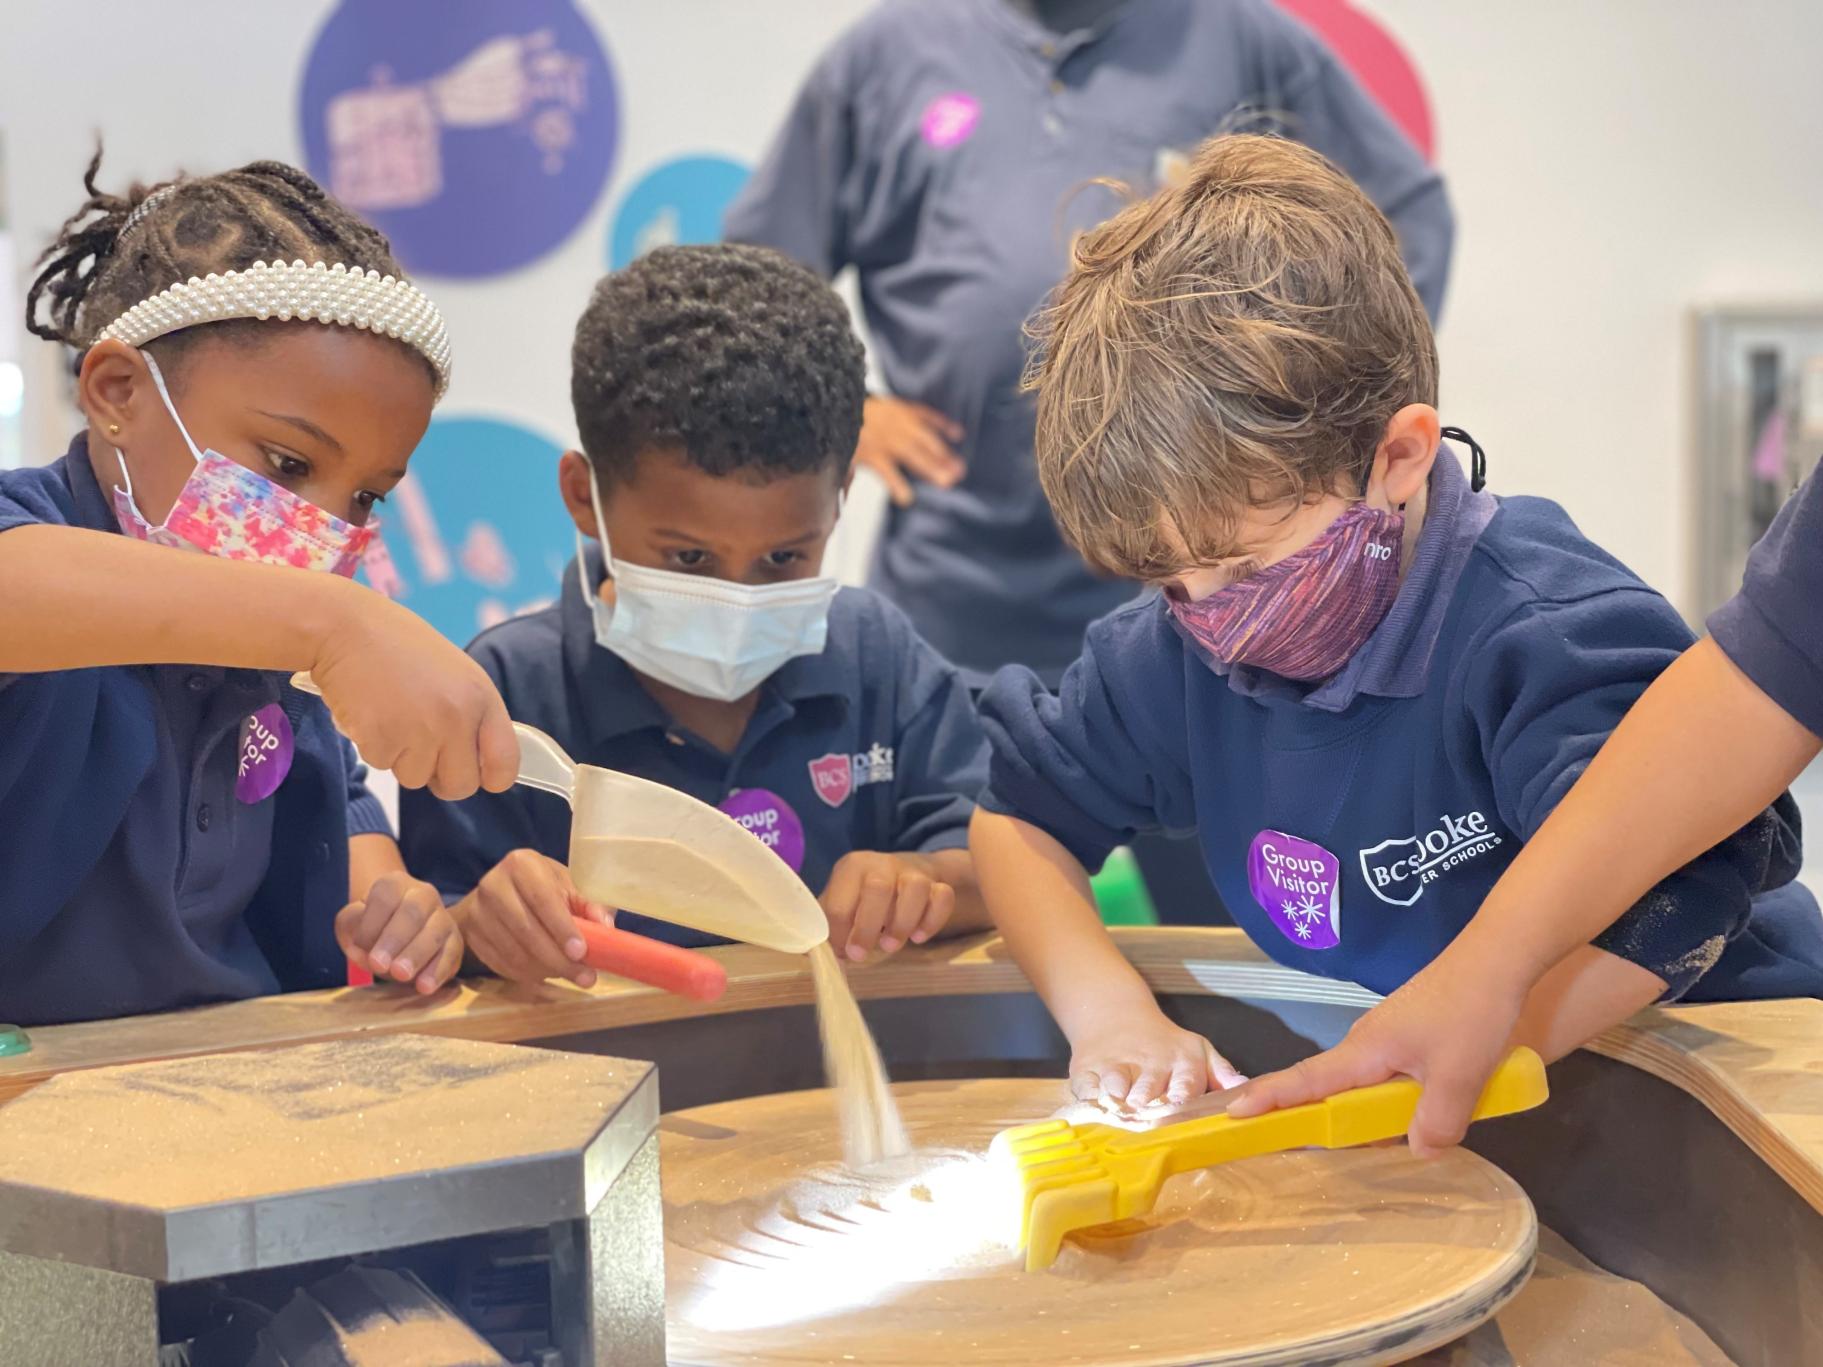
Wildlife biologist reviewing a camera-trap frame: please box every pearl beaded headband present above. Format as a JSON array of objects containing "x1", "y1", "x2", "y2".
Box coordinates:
[{"x1": 94, "y1": 258, "x2": 452, "y2": 400}]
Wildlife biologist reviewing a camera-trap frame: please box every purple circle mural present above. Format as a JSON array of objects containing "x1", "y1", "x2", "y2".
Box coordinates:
[{"x1": 299, "y1": 0, "x2": 619, "y2": 278}]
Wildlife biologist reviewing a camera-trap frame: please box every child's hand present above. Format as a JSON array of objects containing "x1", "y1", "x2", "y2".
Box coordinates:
[
  {"x1": 1223, "y1": 965, "x2": 1524, "y2": 1157},
  {"x1": 1069, "y1": 1007, "x2": 1246, "y2": 1108},
  {"x1": 453, "y1": 850, "x2": 606, "y2": 987},
  {"x1": 819, "y1": 851, "x2": 956, "y2": 961},
  {"x1": 336, "y1": 871, "x2": 465, "y2": 995},
  {"x1": 310, "y1": 583, "x2": 519, "y2": 800}
]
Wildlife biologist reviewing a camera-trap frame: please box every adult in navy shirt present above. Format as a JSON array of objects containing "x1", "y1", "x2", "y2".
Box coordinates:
[
  {"x1": 727, "y1": 0, "x2": 1453, "y2": 683},
  {"x1": 401, "y1": 246, "x2": 989, "y2": 977}
]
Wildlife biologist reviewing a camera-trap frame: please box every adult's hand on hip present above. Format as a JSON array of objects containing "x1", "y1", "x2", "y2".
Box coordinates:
[{"x1": 856, "y1": 396, "x2": 965, "y2": 506}]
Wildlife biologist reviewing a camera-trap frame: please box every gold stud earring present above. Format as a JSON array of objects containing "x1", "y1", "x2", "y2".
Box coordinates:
[{"x1": 107, "y1": 423, "x2": 121, "y2": 436}]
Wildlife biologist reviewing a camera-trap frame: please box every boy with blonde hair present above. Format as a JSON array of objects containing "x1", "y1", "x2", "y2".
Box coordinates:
[{"x1": 973, "y1": 135, "x2": 1823, "y2": 1113}]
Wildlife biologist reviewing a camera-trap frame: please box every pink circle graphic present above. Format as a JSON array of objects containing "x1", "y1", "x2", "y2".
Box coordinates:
[
  {"x1": 1274, "y1": 0, "x2": 1435, "y2": 160},
  {"x1": 920, "y1": 93, "x2": 981, "y2": 150}
]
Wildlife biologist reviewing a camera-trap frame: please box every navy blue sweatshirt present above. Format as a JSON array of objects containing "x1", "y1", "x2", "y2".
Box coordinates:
[
  {"x1": 1710, "y1": 462, "x2": 1823, "y2": 737},
  {"x1": 0, "y1": 438, "x2": 389, "y2": 1025},
  {"x1": 980, "y1": 453, "x2": 1823, "y2": 1001},
  {"x1": 401, "y1": 550, "x2": 987, "y2": 948}
]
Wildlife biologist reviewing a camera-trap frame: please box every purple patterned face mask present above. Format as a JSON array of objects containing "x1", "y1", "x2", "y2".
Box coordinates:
[{"x1": 1166, "y1": 501, "x2": 1405, "y2": 681}]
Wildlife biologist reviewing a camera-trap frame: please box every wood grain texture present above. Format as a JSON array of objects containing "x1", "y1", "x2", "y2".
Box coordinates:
[
  {"x1": 5, "y1": 925, "x2": 1823, "y2": 1234},
  {"x1": 660, "y1": 1077, "x2": 1535, "y2": 1367}
]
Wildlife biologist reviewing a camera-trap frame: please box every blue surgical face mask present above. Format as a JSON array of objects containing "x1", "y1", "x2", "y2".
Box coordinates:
[{"x1": 577, "y1": 465, "x2": 839, "y2": 702}]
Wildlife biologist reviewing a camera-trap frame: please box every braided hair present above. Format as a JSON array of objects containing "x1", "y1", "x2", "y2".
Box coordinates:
[{"x1": 26, "y1": 147, "x2": 419, "y2": 380}]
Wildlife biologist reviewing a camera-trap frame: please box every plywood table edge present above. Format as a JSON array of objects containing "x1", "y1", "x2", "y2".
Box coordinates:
[
  {"x1": 1583, "y1": 1009, "x2": 1823, "y2": 1216},
  {"x1": 7, "y1": 927, "x2": 1823, "y2": 1226}
]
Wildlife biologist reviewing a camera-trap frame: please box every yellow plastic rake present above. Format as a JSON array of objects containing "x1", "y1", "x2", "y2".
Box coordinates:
[{"x1": 990, "y1": 1046, "x2": 1549, "y2": 1271}]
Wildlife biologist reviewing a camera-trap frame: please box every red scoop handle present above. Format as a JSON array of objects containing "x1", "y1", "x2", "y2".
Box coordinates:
[{"x1": 573, "y1": 917, "x2": 728, "y2": 1002}]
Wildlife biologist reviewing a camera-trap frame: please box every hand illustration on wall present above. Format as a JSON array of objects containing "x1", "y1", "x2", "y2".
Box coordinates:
[{"x1": 301, "y1": 0, "x2": 618, "y2": 278}]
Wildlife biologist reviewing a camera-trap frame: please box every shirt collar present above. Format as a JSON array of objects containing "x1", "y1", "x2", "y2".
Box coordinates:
[
  {"x1": 980, "y1": 0, "x2": 1126, "y2": 61},
  {"x1": 559, "y1": 545, "x2": 852, "y2": 750},
  {"x1": 1211, "y1": 448, "x2": 1498, "y2": 712},
  {"x1": 63, "y1": 433, "x2": 123, "y2": 534}
]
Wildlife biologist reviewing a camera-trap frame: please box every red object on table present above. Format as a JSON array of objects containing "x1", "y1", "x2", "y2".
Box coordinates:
[
  {"x1": 573, "y1": 916, "x2": 728, "y2": 1002},
  {"x1": 347, "y1": 963, "x2": 374, "y2": 987}
]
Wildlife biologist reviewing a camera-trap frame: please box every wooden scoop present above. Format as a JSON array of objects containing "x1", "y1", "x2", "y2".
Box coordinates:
[{"x1": 290, "y1": 674, "x2": 828, "y2": 960}]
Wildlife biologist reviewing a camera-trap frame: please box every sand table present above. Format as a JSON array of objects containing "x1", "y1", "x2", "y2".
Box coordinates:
[{"x1": 662, "y1": 1077, "x2": 1535, "y2": 1366}]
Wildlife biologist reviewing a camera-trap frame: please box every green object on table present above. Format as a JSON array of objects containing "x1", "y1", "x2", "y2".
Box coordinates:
[
  {"x1": 0, "y1": 1025, "x2": 30, "y2": 1057},
  {"x1": 1091, "y1": 846, "x2": 1159, "y2": 926}
]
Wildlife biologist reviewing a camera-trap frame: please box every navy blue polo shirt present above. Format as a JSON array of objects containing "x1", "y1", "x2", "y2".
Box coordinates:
[
  {"x1": 0, "y1": 436, "x2": 390, "y2": 1025},
  {"x1": 1710, "y1": 464, "x2": 1823, "y2": 737},
  {"x1": 981, "y1": 452, "x2": 1823, "y2": 1002},
  {"x1": 727, "y1": 0, "x2": 1454, "y2": 682},
  {"x1": 398, "y1": 550, "x2": 988, "y2": 948}
]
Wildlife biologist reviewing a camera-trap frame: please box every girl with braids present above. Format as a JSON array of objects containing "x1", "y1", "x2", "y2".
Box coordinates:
[{"x1": 0, "y1": 154, "x2": 519, "y2": 1025}]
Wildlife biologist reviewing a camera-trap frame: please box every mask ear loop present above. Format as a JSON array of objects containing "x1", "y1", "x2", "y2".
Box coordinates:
[
  {"x1": 141, "y1": 352, "x2": 206, "y2": 464},
  {"x1": 1441, "y1": 426, "x2": 1487, "y2": 492},
  {"x1": 575, "y1": 459, "x2": 614, "y2": 596},
  {"x1": 109, "y1": 350, "x2": 201, "y2": 505}
]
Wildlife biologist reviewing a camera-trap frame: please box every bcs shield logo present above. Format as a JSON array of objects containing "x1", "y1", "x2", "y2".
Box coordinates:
[
  {"x1": 1358, "y1": 835, "x2": 1427, "y2": 907},
  {"x1": 808, "y1": 753, "x2": 853, "y2": 808}
]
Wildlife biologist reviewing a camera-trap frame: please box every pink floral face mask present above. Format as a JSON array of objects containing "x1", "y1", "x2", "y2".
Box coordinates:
[
  {"x1": 109, "y1": 352, "x2": 378, "y2": 577},
  {"x1": 1166, "y1": 502, "x2": 1405, "y2": 681}
]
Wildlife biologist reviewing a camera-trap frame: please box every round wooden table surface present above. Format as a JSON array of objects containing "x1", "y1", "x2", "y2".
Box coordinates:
[{"x1": 662, "y1": 1078, "x2": 1536, "y2": 1367}]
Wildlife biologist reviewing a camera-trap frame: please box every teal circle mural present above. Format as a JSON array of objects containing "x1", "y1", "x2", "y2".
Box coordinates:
[
  {"x1": 361, "y1": 416, "x2": 576, "y2": 645},
  {"x1": 608, "y1": 154, "x2": 751, "y2": 270}
]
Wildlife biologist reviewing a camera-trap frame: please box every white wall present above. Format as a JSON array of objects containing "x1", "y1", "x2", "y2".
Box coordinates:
[
  {"x1": 1381, "y1": 0, "x2": 1823, "y2": 609},
  {"x1": 3, "y1": 0, "x2": 1821, "y2": 612}
]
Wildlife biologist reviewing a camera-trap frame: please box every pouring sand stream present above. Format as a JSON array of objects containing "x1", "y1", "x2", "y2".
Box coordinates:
[
  {"x1": 295, "y1": 677, "x2": 914, "y2": 1167},
  {"x1": 568, "y1": 763, "x2": 909, "y2": 1168}
]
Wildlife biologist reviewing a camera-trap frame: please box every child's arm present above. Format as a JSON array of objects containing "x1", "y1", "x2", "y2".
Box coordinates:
[
  {"x1": 1231, "y1": 636, "x2": 1819, "y2": 1151},
  {"x1": 974, "y1": 807, "x2": 1244, "y2": 1104},
  {"x1": 973, "y1": 616, "x2": 1241, "y2": 1106},
  {"x1": 0, "y1": 524, "x2": 516, "y2": 796}
]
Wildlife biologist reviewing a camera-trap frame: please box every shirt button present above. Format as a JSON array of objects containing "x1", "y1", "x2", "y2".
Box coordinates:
[
  {"x1": 1043, "y1": 113, "x2": 1063, "y2": 137},
  {"x1": 196, "y1": 804, "x2": 213, "y2": 832},
  {"x1": 1039, "y1": 40, "x2": 1056, "y2": 58},
  {"x1": 1049, "y1": 79, "x2": 1065, "y2": 95},
  {"x1": 187, "y1": 673, "x2": 210, "y2": 693}
]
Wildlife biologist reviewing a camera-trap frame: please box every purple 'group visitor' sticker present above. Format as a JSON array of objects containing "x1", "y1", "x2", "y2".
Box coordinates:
[
  {"x1": 1246, "y1": 829, "x2": 1342, "y2": 950},
  {"x1": 719, "y1": 789, "x2": 806, "y2": 874},
  {"x1": 236, "y1": 703, "x2": 295, "y2": 805}
]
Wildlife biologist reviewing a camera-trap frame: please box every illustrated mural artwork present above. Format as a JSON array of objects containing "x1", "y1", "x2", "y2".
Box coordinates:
[
  {"x1": 608, "y1": 155, "x2": 751, "y2": 270},
  {"x1": 299, "y1": 0, "x2": 620, "y2": 277},
  {"x1": 360, "y1": 417, "x2": 576, "y2": 646}
]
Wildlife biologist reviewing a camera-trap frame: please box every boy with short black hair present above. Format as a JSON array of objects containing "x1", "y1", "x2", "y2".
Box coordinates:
[
  {"x1": 972, "y1": 134, "x2": 1823, "y2": 1113},
  {"x1": 402, "y1": 245, "x2": 988, "y2": 986}
]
